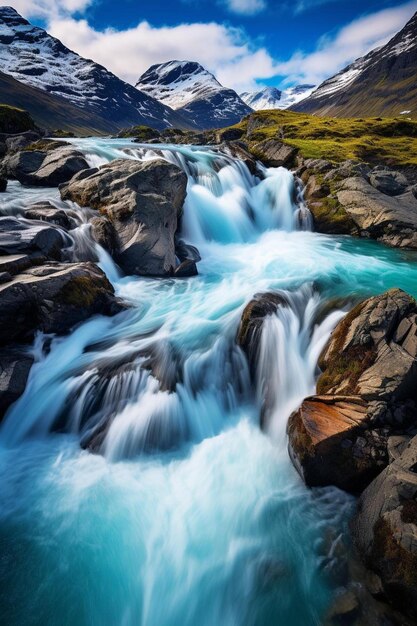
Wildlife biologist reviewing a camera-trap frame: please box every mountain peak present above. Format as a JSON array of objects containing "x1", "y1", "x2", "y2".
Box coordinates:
[{"x1": 136, "y1": 59, "x2": 251, "y2": 129}]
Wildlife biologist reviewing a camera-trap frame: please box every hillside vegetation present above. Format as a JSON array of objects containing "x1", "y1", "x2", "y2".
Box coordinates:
[{"x1": 229, "y1": 110, "x2": 417, "y2": 167}]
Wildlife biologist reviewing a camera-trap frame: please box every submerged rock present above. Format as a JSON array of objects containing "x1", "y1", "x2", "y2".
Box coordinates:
[
  {"x1": 287, "y1": 289, "x2": 417, "y2": 493},
  {"x1": 0, "y1": 261, "x2": 125, "y2": 345},
  {"x1": 351, "y1": 434, "x2": 417, "y2": 620},
  {"x1": 60, "y1": 158, "x2": 188, "y2": 276}
]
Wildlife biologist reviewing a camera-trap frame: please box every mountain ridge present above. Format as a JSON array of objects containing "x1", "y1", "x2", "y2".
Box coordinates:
[{"x1": 292, "y1": 11, "x2": 417, "y2": 118}]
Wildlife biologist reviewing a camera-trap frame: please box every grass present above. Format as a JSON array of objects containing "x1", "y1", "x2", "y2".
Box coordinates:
[
  {"x1": 0, "y1": 104, "x2": 36, "y2": 134},
  {"x1": 225, "y1": 109, "x2": 417, "y2": 167}
]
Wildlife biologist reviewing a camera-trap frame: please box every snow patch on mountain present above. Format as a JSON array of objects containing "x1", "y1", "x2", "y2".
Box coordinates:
[{"x1": 240, "y1": 85, "x2": 315, "y2": 110}]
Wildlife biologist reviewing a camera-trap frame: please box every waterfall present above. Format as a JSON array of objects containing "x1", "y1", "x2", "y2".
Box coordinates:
[{"x1": 3, "y1": 137, "x2": 417, "y2": 625}]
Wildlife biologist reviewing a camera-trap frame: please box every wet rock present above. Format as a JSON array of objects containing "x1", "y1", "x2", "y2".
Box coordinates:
[
  {"x1": 175, "y1": 239, "x2": 201, "y2": 263},
  {"x1": 173, "y1": 259, "x2": 198, "y2": 277},
  {"x1": 0, "y1": 216, "x2": 67, "y2": 260},
  {"x1": 0, "y1": 346, "x2": 34, "y2": 419},
  {"x1": 351, "y1": 435, "x2": 417, "y2": 620},
  {"x1": 251, "y1": 139, "x2": 297, "y2": 168},
  {"x1": 288, "y1": 289, "x2": 417, "y2": 493},
  {"x1": 25, "y1": 202, "x2": 76, "y2": 230},
  {"x1": 2, "y1": 145, "x2": 89, "y2": 187},
  {"x1": 0, "y1": 177, "x2": 6, "y2": 192},
  {"x1": 0, "y1": 253, "x2": 33, "y2": 276},
  {"x1": 236, "y1": 291, "x2": 288, "y2": 375},
  {"x1": 221, "y1": 141, "x2": 258, "y2": 175},
  {"x1": 60, "y1": 158, "x2": 188, "y2": 276},
  {"x1": 0, "y1": 261, "x2": 126, "y2": 345},
  {"x1": 90, "y1": 216, "x2": 118, "y2": 255}
]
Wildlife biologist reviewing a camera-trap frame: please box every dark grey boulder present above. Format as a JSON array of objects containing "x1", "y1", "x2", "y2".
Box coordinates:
[
  {"x1": 0, "y1": 346, "x2": 34, "y2": 419},
  {"x1": 0, "y1": 261, "x2": 126, "y2": 345},
  {"x1": 60, "y1": 158, "x2": 188, "y2": 276}
]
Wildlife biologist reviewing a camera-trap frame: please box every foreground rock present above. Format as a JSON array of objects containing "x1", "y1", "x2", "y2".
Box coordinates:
[
  {"x1": 2, "y1": 144, "x2": 89, "y2": 187},
  {"x1": 352, "y1": 435, "x2": 417, "y2": 619},
  {"x1": 60, "y1": 159, "x2": 188, "y2": 276},
  {"x1": 287, "y1": 289, "x2": 417, "y2": 493},
  {"x1": 0, "y1": 262, "x2": 125, "y2": 345}
]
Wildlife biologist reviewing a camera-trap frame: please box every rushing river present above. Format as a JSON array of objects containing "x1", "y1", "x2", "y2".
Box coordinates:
[{"x1": 1, "y1": 140, "x2": 417, "y2": 625}]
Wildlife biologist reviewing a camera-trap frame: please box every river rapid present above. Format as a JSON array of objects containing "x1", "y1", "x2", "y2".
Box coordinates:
[{"x1": 1, "y1": 139, "x2": 417, "y2": 625}]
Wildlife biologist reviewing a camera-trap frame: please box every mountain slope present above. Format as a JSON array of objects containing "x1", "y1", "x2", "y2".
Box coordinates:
[
  {"x1": 0, "y1": 71, "x2": 123, "y2": 135},
  {"x1": 240, "y1": 85, "x2": 315, "y2": 110},
  {"x1": 136, "y1": 61, "x2": 252, "y2": 129},
  {"x1": 0, "y1": 7, "x2": 194, "y2": 131},
  {"x1": 292, "y1": 11, "x2": 417, "y2": 118}
]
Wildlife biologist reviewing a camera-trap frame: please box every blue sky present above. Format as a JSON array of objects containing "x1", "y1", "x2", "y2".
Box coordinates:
[{"x1": 12, "y1": 0, "x2": 417, "y2": 91}]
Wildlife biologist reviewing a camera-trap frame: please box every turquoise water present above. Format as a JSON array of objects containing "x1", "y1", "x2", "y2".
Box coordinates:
[{"x1": 1, "y1": 141, "x2": 417, "y2": 625}]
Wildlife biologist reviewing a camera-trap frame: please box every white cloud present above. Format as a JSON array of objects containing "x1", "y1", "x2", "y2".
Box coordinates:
[
  {"x1": 276, "y1": 1, "x2": 417, "y2": 85},
  {"x1": 11, "y1": 0, "x2": 93, "y2": 20},
  {"x1": 12, "y1": 0, "x2": 417, "y2": 94},
  {"x1": 221, "y1": 0, "x2": 267, "y2": 15},
  {"x1": 48, "y1": 17, "x2": 277, "y2": 90}
]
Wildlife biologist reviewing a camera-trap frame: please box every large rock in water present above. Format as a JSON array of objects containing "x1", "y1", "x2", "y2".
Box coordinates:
[
  {"x1": 351, "y1": 435, "x2": 417, "y2": 619},
  {"x1": 0, "y1": 262, "x2": 125, "y2": 345},
  {"x1": 287, "y1": 289, "x2": 417, "y2": 493},
  {"x1": 2, "y1": 145, "x2": 89, "y2": 186},
  {"x1": 60, "y1": 159, "x2": 188, "y2": 276}
]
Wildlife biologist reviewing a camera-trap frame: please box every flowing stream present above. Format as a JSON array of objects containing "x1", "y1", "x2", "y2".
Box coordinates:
[{"x1": 1, "y1": 140, "x2": 417, "y2": 625}]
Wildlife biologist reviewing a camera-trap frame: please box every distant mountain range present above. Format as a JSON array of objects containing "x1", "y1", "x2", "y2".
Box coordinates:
[
  {"x1": 293, "y1": 10, "x2": 417, "y2": 118},
  {"x1": 136, "y1": 61, "x2": 252, "y2": 129},
  {"x1": 0, "y1": 6, "x2": 194, "y2": 132},
  {"x1": 1, "y1": 5, "x2": 416, "y2": 134},
  {"x1": 240, "y1": 85, "x2": 315, "y2": 110}
]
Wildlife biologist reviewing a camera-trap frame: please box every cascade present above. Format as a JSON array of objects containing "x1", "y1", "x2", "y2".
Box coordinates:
[{"x1": 2, "y1": 138, "x2": 417, "y2": 625}]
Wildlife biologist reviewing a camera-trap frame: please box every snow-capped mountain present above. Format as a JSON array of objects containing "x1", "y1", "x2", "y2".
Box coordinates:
[
  {"x1": 293, "y1": 11, "x2": 417, "y2": 118},
  {"x1": 240, "y1": 85, "x2": 315, "y2": 110},
  {"x1": 0, "y1": 6, "x2": 193, "y2": 131},
  {"x1": 136, "y1": 61, "x2": 252, "y2": 130}
]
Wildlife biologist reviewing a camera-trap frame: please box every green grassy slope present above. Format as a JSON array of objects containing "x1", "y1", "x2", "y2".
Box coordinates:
[{"x1": 227, "y1": 110, "x2": 417, "y2": 167}]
